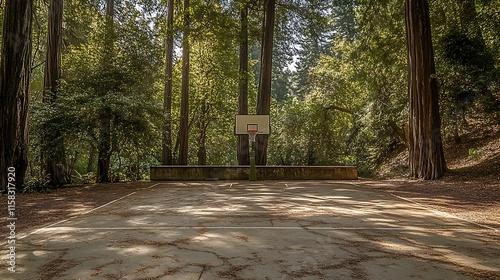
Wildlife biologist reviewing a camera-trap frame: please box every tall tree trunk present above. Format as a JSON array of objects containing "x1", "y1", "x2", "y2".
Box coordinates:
[
  {"x1": 87, "y1": 143, "x2": 96, "y2": 173},
  {"x1": 162, "y1": 0, "x2": 174, "y2": 165},
  {"x1": 97, "y1": 108, "x2": 111, "y2": 182},
  {"x1": 197, "y1": 103, "x2": 208, "y2": 165},
  {"x1": 105, "y1": 0, "x2": 114, "y2": 20},
  {"x1": 238, "y1": 0, "x2": 250, "y2": 165},
  {"x1": 43, "y1": 0, "x2": 65, "y2": 187},
  {"x1": 197, "y1": 130, "x2": 207, "y2": 165},
  {"x1": 255, "y1": 0, "x2": 275, "y2": 166},
  {"x1": 458, "y1": 0, "x2": 481, "y2": 38},
  {"x1": 405, "y1": 0, "x2": 446, "y2": 180},
  {"x1": 43, "y1": 0, "x2": 62, "y2": 108},
  {"x1": 0, "y1": 0, "x2": 32, "y2": 191},
  {"x1": 179, "y1": 0, "x2": 190, "y2": 165},
  {"x1": 97, "y1": 0, "x2": 114, "y2": 182}
]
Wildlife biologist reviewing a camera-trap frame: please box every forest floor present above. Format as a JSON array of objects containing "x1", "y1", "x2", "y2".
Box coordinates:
[
  {"x1": 1, "y1": 124, "x2": 499, "y2": 237},
  {"x1": 374, "y1": 122, "x2": 500, "y2": 229}
]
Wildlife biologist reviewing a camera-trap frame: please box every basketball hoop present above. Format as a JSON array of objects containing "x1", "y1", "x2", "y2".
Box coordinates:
[
  {"x1": 247, "y1": 129, "x2": 259, "y2": 142},
  {"x1": 235, "y1": 115, "x2": 269, "y2": 181}
]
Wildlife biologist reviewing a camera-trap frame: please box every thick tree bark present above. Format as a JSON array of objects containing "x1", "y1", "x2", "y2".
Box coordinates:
[
  {"x1": 179, "y1": 0, "x2": 190, "y2": 165},
  {"x1": 97, "y1": 0, "x2": 114, "y2": 182},
  {"x1": 238, "y1": 0, "x2": 249, "y2": 165},
  {"x1": 255, "y1": 0, "x2": 275, "y2": 166},
  {"x1": 405, "y1": 0, "x2": 446, "y2": 179},
  {"x1": 0, "y1": 0, "x2": 32, "y2": 191},
  {"x1": 197, "y1": 132, "x2": 207, "y2": 165},
  {"x1": 43, "y1": 0, "x2": 63, "y2": 101},
  {"x1": 97, "y1": 108, "x2": 111, "y2": 182},
  {"x1": 43, "y1": 0, "x2": 65, "y2": 187},
  {"x1": 162, "y1": 0, "x2": 174, "y2": 165},
  {"x1": 105, "y1": 0, "x2": 114, "y2": 19}
]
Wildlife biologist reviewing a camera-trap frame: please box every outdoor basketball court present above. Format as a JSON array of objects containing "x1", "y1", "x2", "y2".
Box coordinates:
[{"x1": 2, "y1": 181, "x2": 499, "y2": 279}]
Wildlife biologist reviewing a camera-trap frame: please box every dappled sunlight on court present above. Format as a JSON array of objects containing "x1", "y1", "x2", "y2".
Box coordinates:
[{"x1": 2, "y1": 181, "x2": 499, "y2": 279}]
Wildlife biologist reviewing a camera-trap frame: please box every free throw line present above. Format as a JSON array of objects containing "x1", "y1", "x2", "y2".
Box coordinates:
[{"x1": 31, "y1": 226, "x2": 492, "y2": 233}]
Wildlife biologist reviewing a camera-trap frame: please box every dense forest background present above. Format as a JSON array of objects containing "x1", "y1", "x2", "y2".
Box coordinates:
[{"x1": 1, "y1": 0, "x2": 499, "y2": 188}]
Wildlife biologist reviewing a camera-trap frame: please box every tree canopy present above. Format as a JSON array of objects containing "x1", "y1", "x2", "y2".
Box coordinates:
[{"x1": 1, "y1": 0, "x2": 499, "y2": 189}]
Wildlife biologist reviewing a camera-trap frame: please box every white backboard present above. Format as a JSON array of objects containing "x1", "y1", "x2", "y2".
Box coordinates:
[{"x1": 235, "y1": 115, "x2": 270, "y2": 135}]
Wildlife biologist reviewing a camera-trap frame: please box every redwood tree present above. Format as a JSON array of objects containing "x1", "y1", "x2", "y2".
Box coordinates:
[
  {"x1": 96, "y1": 0, "x2": 114, "y2": 182},
  {"x1": 162, "y1": 0, "x2": 174, "y2": 165},
  {"x1": 405, "y1": 0, "x2": 446, "y2": 179},
  {"x1": 238, "y1": 0, "x2": 250, "y2": 165},
  {"x1": 255, "y1": 0, "x2": 275, "y2": 166},
  {"x1": 179, "y1": 0, "x2": 190, "y2": 165},
  {"x1": 0, "y1": 0, "x2": 32, "y2": 191},
  {"x1": 42, "y1": 0, "x2": 65, "y2": 186}
]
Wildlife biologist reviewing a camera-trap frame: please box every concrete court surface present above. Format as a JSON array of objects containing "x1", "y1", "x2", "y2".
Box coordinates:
[{"x1": 1, "y1": 181, "x2": 499, "y2": 280}]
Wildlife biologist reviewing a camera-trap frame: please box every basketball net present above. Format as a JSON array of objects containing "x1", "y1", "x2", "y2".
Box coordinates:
[{"x1": 247, "y1": 129, "x2": 258, "y2": 142}]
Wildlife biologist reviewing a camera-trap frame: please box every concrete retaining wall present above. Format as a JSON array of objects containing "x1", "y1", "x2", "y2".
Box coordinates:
[{"x1": 150, "y1": 166, "x2": 358, "y2": 180}]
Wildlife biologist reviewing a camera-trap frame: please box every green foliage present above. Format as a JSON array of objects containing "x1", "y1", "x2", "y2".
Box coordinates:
[
  {"x1": 22, "y1": 0, "x2": 500, "y2": 182},
  {"x1": 284, "y1": 0, "x2": 409, "y2": 173},
  {"x1": 468, "y1": 148, "x2": 483, "y2": 160},
  {"x1": 268, "y1": 95, "x2": 353, "y2": 166},
  {"x1": 442, "y1": 30, "x2": 492, "y2": 68},
  {"x1": 432, "y1": 0, "x2": 500, "y2": 142},
  {"x1": 186, "y1": 3, "x2": 242, "y2": 165},
  {"x1": 71, "y1": 170, "x2": 97, "y2": 184},
  {"x1": 29, "y1": 0, "x2": 163, "y2": 182},
  {"x1": 23, "y1": 174, "x2": 51, "y2": 193}
]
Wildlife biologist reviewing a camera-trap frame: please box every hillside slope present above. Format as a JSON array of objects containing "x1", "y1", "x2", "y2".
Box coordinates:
[
  {"x1": 370, "y1": 124, "x2": 500, "y2": 229},
  {"x1": 377, "y1": 124, "x2": 500, "y2": 181}
]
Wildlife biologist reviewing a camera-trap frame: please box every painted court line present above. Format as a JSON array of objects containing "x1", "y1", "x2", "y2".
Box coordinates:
[
  {"x1": 389, "y1": 192, "x2": 499, "y2": 232},
  {"x1": 81, "y1": 192, "x2": 137, "y2": 215},
  {"x1": 176, "y1": 210, "x2": 272, "y2": 214},
  {"x1": 346, "y1": 182, "x2": 499, "y2": 233},
  {"x1": 19, "y1": 182, "x2": 161, "y2": 240},
  {"x1": 19, "y1": 192, "x2": 137, "y2": 240},
  {"x1": 147, "y1": 183, "x2": 162, "y2": 189},
  {"x1": 17, "y1": 181, "x2": 498, "y2": 243},
  {"x1": 31, "y1": 226, "x2": 491, "y2": 233}
]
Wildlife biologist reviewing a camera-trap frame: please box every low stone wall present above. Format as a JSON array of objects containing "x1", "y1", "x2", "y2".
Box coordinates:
[{"x1": 150, "y1": 165, "x2": 358, "y2": 180}]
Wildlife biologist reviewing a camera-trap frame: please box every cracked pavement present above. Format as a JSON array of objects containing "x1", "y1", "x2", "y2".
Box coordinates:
[{"x1": 1, "y1": 181, "x2": 499, "y2": 279}]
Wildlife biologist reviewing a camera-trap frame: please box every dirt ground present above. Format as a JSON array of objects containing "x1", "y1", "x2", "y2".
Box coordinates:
[
  {"x1": 357, "y1": 178, "x2": 500, "y2": 230},
  {"x1": 1, "y1": 181, "x2": 154, "y2": 237},
  {"x1": 371, "y1": 125, "x2": 500, "y2": 230}
]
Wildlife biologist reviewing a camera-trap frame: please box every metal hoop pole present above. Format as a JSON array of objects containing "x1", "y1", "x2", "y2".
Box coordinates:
[{"x1": 248, "y1": 131, "x2": 258, "y2": 181}]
